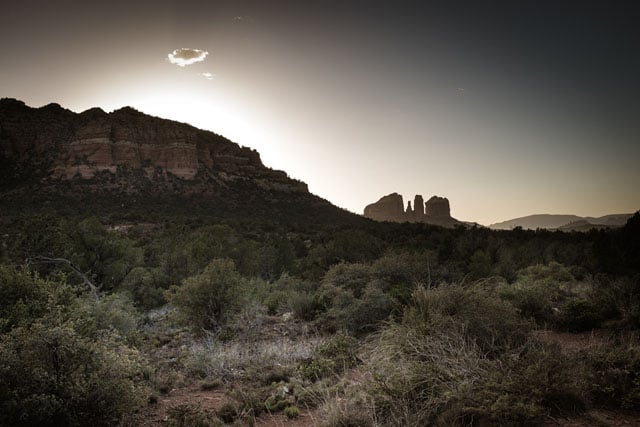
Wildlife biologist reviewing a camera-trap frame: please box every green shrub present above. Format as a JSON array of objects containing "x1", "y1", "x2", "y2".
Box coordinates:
[
  {"x1": 167, "y1": 403, "x2": 220, "y2": 427},
  {"x1": 0, "y1": 267, "x2": 147, "y2": 427},
  {"x1": 315, "y1": 332, "x2": 359, "y2": 371},
  {"x1": 590, "y1": 277, "x2": 640, "y2": 330},
  {"x1": 0, "y1": 321, "x2": 146, "y2": 427},
  {"x1": 498, "y1": 280, "x2": 558, "y2": 325},
  {"x1": 121, "y1": 266, "x2": 170, "y2": 309},
  {"x1": 363, "y1": 316, "x2": 490, "y2": 425},
  {"x1": 300, "y1": 333, "x2": 359, "y2": 382},
  {"x1": 262, "y1": 289, "x2": 291, "y2": 315},
  {"x1": 86, "y1": 292, "x2": 139, "y2": 338},
  {"x1": 558, "y1": 298, "x2": 603, "y2": 332},
  {"x1": 517, "y1": 262, "x2": 575, "y2": 285},
  {"x1": 299, "y1": 357, "x2": 336, "y2": 382},
  {"x1": 284, "y1": 405, "x2": 300, "y2": 419},
  {"x1": 290, "y1": 291, "x2": 320, "y2": 321},
  {"x1": 216, "y1": 402, "x2": 239, "y2": 423},
  {"x1": 323, "y1": 262, "x2": 372, "y2": 298},
  {"x1": 407, "y1": 284, "x2": 531, "y2": 357},
  {"x1": 474, "y1": 344, "x2": 585, "y2": 424},
  {"x1": 0, "y1": 266, "x2": 74, "y2": 332},
  {"x1": 165, "y1": 259, "x2": 247, "y2": 331},
  {"x1": 580, "y1": 339, "x2": 640, "y2": 410},
  {"x1": 319, "y1": 283, "x2": 394, "y2": 336}
]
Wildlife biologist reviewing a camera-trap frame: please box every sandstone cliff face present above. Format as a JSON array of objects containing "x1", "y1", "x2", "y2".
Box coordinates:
[
  {"x1": 0, "y1": 99, "x2": 307, "y2": 193},
  {"x1": 364, "y1": 193, "x2": 404, "y2": 221},
  {"x1": 364, "y1": 193, "x2": 461, "y2": 227},
  {"x1": 425, "y1": 196, "x2": 450, "y2": 218}
]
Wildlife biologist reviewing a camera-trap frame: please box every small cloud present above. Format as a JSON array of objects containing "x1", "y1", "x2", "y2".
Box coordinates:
[
  {"x1": 232, "y1": 15, "x2": 253, "y2": 23},
  {"x1": 167, "y1": 48, "x2": 208, "y2": 67},
  {"x1": 200, "y1": 72, "x2": 214, "y2": 80}
]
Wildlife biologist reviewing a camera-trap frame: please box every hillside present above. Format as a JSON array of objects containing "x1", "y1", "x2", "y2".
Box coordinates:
[
  {"x1": 0, "y1": 98, "x2": 361, "y2": 225},
  {"x1": 489, "y1": 213, "x2": 633, "y2": 230}
]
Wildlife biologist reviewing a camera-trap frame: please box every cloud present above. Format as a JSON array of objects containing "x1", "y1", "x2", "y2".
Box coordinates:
[
  {"x1": 200, "y1": 72, "x2": 214, "y2": 80},
  {"x1": 232, "y1": 15, "x2": 254, "y2": 23},
  {"x1": 167, "y1": 48, "x2": 208, "y2": 67}
]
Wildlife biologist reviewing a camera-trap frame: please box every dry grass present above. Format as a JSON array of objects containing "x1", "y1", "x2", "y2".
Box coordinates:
[{"x1": 186, "y1": 333, "x2": 322, "y2": 380}]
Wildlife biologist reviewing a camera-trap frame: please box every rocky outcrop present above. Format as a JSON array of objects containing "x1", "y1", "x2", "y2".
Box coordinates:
[
  {"x1": 425, "y1": 196, "x2": 450, "y2": 218},
  {"x1": 0, "y1": 98, "x2": 307, "y2": 193},
  {"x1": 363, "y1": 192, "x2": 404, "y2": 221},
  {"x1": 364, "y1": 193, "x2": 461, "y2": 227}
]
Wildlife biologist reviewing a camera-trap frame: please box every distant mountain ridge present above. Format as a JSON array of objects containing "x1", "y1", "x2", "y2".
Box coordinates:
[
  {"x1": 0, "y1": 98, "x2": 361, "y2": 224},
  {"x1": 489, "y1": 213, "x2": 634, "y2": 231}
]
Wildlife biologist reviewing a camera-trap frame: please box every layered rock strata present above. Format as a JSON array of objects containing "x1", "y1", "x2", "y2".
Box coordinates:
[{"x1": 0, "y1": 98, "x2": 307, "y2": 193}]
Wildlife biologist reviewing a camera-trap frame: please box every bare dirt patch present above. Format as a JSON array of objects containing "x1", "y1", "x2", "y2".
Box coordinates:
[
  {"x1": 139, "y1": 382, "x2": 319, "y2": 426},
  {"x1": 533, "y1": 329, "x2": 611, "y2": 353}
]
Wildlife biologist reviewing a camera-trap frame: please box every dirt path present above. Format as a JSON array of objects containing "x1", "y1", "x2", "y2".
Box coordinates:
[
  {"x1": 532, "y1": 329, "x2": 611, "y2": 352},
  {"x1": 139, "y1": 384, "x2": 318, "y2": 426}
]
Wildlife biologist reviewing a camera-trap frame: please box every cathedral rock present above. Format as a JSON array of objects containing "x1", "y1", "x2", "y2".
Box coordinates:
[{"x1": 364, "y1": 193, "x2": 461, "y2": 227}]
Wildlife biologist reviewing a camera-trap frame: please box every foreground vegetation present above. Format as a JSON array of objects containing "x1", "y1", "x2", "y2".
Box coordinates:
[{"x1": 0, "y1": 211, "x2": 638, "y2": 425}]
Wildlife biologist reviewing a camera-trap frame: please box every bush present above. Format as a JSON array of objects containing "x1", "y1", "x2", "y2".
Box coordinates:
[
  {"x1": 0, "y1": 266, "x2": 147, "y2": 427},
  {"x1": 315, "y1": 332, "x2": 359, "y2": 371},
  {"x1": 121, "y1": 266, "x2": 170, "y2": 309},
  {"x1": 363, "y1": 315, "x2": 490, "y2": 425},
  {"x1": 322, "y1": 262, "x2": 372, "y2": 298},
  {"x1": 167, "y1": 403, "x2": 220, "y2": 427},
  {"x1": 498, "y1": 280, "x2": 558, "y2": 325},
  {"x1": 319, "y1": 282, "x2": 395, "y2": 336},
  {"x1": 590, "y1": 276, "x2": 640, "y2": 330},
  {"x1": 558, "y1": 298, "x2": 603, "y2": 332},
  {"x1": 0, "y1": 266, "x2": 74, "y2": 332},
  {"x1": 360, "y1": 285, "x2": 580, "y2": 425},
  {"x1": 475, "y1": 343, "x2": 585, "y2": 424},
  {"x1": 216, "y1": 402, "x2": 239, "y2": 423},
  {"x1": 300, "y1": 332, "x2": 359, "y2": 382},
  {"x1": 407, "y1": 284, "x2": 531, "y2": 357},
  {"x1": 86, "y1": 292, "x2": 139, "y2": 338},
  {"x1": 290, "y1": 291, "x2": 320, "y2": 321},
  {"x1": 299, "y1": 357, "x2": 336, "y2": 382},
  {"x1": 165, "y1": 259, "x2": 247, "y2": 331},
  {"x1": 284, "y1": 405, "x2": 300, "y2": 419},
  {"x1": 579, "y1": 339, "x2": 640, "y2": 410},
  {"x1": 0, "y1": 321, "x2": 146, "y2": 426}
]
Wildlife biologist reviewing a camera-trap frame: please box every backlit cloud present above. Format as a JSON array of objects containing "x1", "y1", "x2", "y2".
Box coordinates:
[
  {"x1": 200, "y1": 72, "x2": 214, "y2": 80},
  {"x1": 167, "y1": 48, "x2": 208, "y2": 67}
]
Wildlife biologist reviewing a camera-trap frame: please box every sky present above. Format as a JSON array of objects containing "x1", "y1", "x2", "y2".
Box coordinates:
[{"x1": 1, "y1": 0, "x2": 639, "y2": 225}]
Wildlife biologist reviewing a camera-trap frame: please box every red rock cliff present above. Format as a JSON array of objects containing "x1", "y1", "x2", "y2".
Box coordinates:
[{"x1": 0, "y1": 99, "x2": 307, "y2": 193}]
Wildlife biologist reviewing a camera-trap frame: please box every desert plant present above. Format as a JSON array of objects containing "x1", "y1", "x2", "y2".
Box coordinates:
[
  {"x1": 165, "y1": 258, "x2": 248, "y2": 332},
  {"x1": 579, "y1": 337, "x2": 640, "y2": 410},
  {"x1": 284, "y1": 405, "x2": 301, "y2": 419},
  {"x1": 0, "y1": 321, "x2": 146, "y2": 426},
  {"x1": 216, "y1": 402, "x2": 239, "y2": 423},
  {"x1": 407, "y1": 284, "x2": 531, "y2": 357},
  {"x1": 166, "y1": 403, "x2": 220, "y2": 427},
  {"x1": 558, "y1": 298, "x2": 603, "y2": 332},
  {"x1": 0, "y1": 266, "x2": 74, "y2": 332}
]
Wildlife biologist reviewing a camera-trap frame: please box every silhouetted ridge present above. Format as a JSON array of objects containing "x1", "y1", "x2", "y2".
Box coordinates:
[{"x1": 0, "y1": 99, "x2": 362, "y2": 225}]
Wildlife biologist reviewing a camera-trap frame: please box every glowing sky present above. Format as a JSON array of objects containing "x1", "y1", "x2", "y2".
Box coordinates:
[{"x1": 1, "y1": 0, "x2": 639, "y2": 224}]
